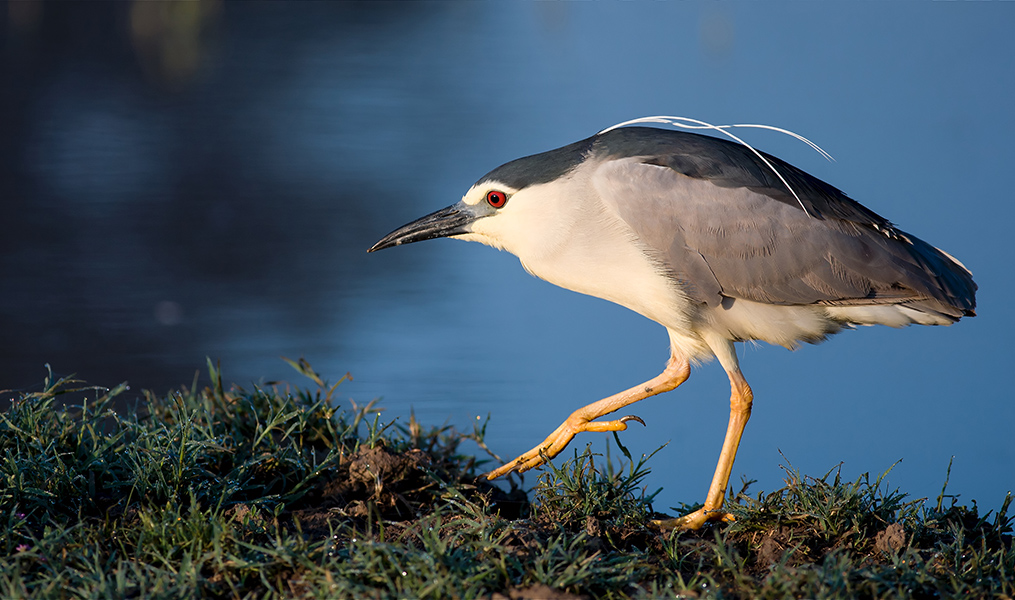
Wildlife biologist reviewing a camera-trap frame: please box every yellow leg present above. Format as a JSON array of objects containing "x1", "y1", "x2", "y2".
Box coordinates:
[
  {"x1": 652, "y1": 368, "x2": 753, "y2": 530},
  {"x1": 485, "y1": 354, "x2": 691, "y2": 480}
]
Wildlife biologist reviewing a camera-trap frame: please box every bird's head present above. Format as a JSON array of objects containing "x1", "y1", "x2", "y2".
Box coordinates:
[{"x1": 368, "y1": 137, "x2": 595, "y2": 258}]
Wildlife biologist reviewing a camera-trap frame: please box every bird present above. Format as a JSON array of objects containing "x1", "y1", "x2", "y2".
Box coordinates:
[{"x1": 367, "y1": 118, "x2": 977, "y2": 530}]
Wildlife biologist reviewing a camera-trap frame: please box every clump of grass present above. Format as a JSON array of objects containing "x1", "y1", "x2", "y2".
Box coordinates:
[
  {"x1": 658, "y1": 464, "x2": 1014, "y2": 598},
  {"x1": 0, "y1": 360, "x2": 504, "y2": 597},
  {"x1": 726, "y1": 462, "x2": 926, "y2": 567},
  {"x1": 531, "y1": 440, "x2": 661, "y2": 551},
  {"x1": 1, "y1": 362, "x2": 1012, "y2": 599}
]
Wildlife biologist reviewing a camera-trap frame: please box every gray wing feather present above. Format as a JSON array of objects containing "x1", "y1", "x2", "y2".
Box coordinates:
[
  {"x1": 594, "y1": 156, "x2": 976, "y2": 320},
  {"x1": 596, "y1": 127, "x2": 896, "y2": 227}
]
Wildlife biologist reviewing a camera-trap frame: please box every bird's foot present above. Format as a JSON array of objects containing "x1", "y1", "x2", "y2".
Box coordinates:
[
  {"x1": 485, "y1": 414, "x2": 645, "y2": 479},
  {"x1": 650, "y1": 507, "x2": 734, "y2": 531}
]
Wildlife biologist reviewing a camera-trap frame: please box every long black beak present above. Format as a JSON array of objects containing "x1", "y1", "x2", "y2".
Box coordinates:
[{"x1": 368, "y1": 204, "x2": 476, "y2": 252}]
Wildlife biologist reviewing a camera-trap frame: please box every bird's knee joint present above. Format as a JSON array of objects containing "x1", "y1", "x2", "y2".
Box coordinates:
[{"x1": 730, "y1": 385, "x2": 753, "y2": 413}]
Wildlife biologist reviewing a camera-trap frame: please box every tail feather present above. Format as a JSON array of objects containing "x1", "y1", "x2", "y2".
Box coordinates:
[{"x1": 900, "y1": 231, "x2": 977, "y2": 318}]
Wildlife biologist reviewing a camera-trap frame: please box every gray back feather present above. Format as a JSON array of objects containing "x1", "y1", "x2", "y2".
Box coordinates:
[{"x1": 587, "y1": 128, "x2": 976, "y2": 319}]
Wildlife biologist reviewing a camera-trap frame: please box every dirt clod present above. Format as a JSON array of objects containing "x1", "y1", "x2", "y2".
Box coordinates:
[
  {"x1": 757, "y1": 533, "x2": 785, "y2": 566},
  {"x1": 874, "y1": 522, "x2": 906, "y2": 554}
]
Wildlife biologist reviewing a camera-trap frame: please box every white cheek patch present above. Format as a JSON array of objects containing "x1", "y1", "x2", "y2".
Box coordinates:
[{"x1": 455, "y1": 231, "x2": 506, "y2": 251}]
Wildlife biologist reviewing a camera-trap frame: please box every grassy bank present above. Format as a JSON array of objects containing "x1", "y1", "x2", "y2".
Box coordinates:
[{"x1": 1, "y1": 361, "x2": 1011, "y2": 599}]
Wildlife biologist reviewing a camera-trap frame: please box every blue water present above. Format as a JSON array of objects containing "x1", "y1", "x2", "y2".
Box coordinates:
[{"x1": 2, "y1": 2, "x2": 1012, "y2": 514}]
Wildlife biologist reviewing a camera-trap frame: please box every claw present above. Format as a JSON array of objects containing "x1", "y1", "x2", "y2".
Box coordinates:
[{"x1": 620, "y1": 414, "x2": 645, "y2": 427}]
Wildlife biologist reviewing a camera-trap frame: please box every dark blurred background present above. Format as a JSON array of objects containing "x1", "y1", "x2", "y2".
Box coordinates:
[
  {"x1": 2, "y1": 1, "x2": 468, "y2": 396},
  {"x1": 2, "y1": 1, "x2": 1012, "y2": 512}
]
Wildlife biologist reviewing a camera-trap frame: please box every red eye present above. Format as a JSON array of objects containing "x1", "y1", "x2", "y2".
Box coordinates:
[{"x1": 486, "y1": 190, "x2": 508, "y2": 208}]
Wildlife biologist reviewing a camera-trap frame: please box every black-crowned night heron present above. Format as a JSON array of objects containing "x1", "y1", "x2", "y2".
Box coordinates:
[{"x1": 368, "y1": 118, "x2": 977, "y2": 530}]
